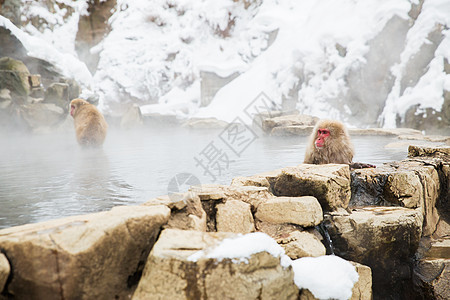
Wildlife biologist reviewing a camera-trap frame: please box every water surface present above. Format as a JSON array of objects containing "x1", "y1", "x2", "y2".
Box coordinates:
[{"x1": 0, "y1": 127, "x2": 407, "y2": 229}]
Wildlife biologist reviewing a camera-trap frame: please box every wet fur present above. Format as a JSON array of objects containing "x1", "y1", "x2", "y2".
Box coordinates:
[
  {"x1": 70, "y1": 98, "x2": 108, "y2": 147},
  {"x1": 304, "y1": 119, "x2": 354, "y2": 164}
]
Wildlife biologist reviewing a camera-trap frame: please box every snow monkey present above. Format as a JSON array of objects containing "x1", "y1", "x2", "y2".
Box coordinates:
[
  {"x1": 70, "y1": 98, "x2": 108, "y2": 148},
  {"x1": 304, "y1": 119, "x2": 375, "y2": 169}
]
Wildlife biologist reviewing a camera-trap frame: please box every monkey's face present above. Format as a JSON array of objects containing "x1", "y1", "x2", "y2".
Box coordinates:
[
  {"x1": 70, "y1": 104, "x2": 76, "y2": 117},
  {"x1": 315, "y1": 128, "x2": 330, "y2": 149},
  {"x1": 69, "y1": 99, "x2": 88, "y2": 118}
]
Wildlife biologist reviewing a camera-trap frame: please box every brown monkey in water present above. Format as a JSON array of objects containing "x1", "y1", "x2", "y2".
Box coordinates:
[
  {"x1": 304, "y1": 119, "x2": 375, "y2": 169},
  {"x1": 70, "y1": 98, "x2": 108, "y2": 147}
]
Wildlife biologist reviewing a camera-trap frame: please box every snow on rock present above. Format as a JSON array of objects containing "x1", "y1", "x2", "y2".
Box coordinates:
[
  {"x1": 380, "y1": 0, "x2": 450, "y2": 127},
  {"x1": 187, "y1": 232, "x2": 360, "y2": 299},
  {"x1": 0, "y1": 14, "x2": 92, "y2": 89},
  {"x1": 2, "y1": 0, "x2": 449, "y2": 126},
  {"x1": 187, "y1": 231, "x2": 292, "y2": 268},
  {"x1": 292, "y1": 255, "x2": 359, "y2": 300}
]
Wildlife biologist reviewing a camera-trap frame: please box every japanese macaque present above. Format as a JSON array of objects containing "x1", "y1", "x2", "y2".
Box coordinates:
[
  {"x1": 70, "y1": 98, "x2": 108, "y2": 147},
  {"x1": 304, "y1": 119, "x2": 375, "y2": 169}
]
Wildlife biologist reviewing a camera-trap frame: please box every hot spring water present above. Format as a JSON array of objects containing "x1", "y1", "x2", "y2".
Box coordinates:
[{"x1": 0, "y1": 127, "x2": 407, "y2": 229}]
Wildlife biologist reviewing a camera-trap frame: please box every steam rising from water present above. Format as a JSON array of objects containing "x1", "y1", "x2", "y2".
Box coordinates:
[{"x1": 0, "y1": 128, "x2": 407, "y2": 229}]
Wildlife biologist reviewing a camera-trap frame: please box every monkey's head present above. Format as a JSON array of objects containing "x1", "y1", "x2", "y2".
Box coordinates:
[
  {"x1": 313, "y1": 119, "x2": 348, "y2": 149},
  {"x1": 69, "y1": 98, "x2": 89, "y2": 118}
]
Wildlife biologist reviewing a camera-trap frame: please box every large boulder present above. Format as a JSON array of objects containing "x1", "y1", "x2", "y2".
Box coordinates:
[
  {"x1": 272, "y1": 164, "x2": 351, "y2": 211},
  {"x1": 351, "y1": 158, "x2": 443, "y2": 237},
  {"x1": 325, "y1": 207, "x2": 423, "y2": 299},
  {"x1": 0, "y1": 57, "x2": 31, "y2": 98},
  {"x1": 133, "y1": 229, "x2": 298, "y2": 300},
  {"x1": 0, "y1": 205, "x2": 170, "y2": 300},
  {"x1": 20, "y1": 102, "x2": 66, "y2": 130}
]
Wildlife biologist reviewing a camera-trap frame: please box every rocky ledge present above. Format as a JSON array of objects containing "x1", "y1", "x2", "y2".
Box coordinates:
[{"x1": 0, "y1": 145, "x2": 448, "y2": 299}]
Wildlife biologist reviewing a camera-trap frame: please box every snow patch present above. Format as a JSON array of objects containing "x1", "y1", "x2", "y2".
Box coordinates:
[{"x1": 292, "y1": 255, "x2": 359, "y2": 300}]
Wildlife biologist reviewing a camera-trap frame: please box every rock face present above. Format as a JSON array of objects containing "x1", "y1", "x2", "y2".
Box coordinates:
[
  {"x1": 133, "y1": 229, "x2": 299, "y2": 300},
  {"x1": 75, "y1": 0, "x2": 117, "y2": 73},
  {"x1": 325, "y1": 207, "x2": 423, "y2": 299},
  {"x1": 272, "y1": 164, "x2": 351, "y2": 211},
  {"x1": 0, "y1": 205, "x2": 170, "y2": 300}
]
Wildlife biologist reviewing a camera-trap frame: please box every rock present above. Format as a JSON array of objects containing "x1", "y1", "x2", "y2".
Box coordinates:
[
  {"x1": 271, "y1": 125, "x2": 314, "y2": 136},
  {"x1": 0, "y1": 57, "x2": 31, "y2": 98},
  {"x1": 144, "y1": 192, "x2": 206, "y2": 232},
  {"x1": 278, "y1": 231, "x2": 326, "y2": 259},
  {"x1": 28, "y1": 74, "x2": 41, "y2": 88},
  {"x1": 0, "y1": 253, "x2": 10, "y2": 293},
  {"x1": 348, "y1": 127, "x2": 423, "y2": 136},
  {"x1": 252, "y1": 110, "x2": 299, "y2": 129},
  {"x1": 325, "y1": 207, "x2": 423, "y2": 299},
  {"x1": 351, "y1": 159, "x2": 441, "y2": 236},
  {"x1": 59, "y1": 78, "x2": 81, "y2": 101},
  {"x1": 187, "y1": 184, "x2": 272, "y2": 232},
  {"x1": 255, "y1": 196, "x2": 323, "y2": 227},
  {"x1": 408, "y1": 145, "x2": 450, "y2": 159},
  {"x1": 120, "y1": 104, "x2": 143, "y2": 130},
  {"x1": 0, "y1": 88, "x2": 12, "y2": 102},
  {"x1": 254, "y1": 219, "x2": 301, "y2": 236},
  {"x1": 182, "y1": 117, "x2": 228, "y2": 129},
  {"x1": 20, "y1": 102, "x2": 66, "y2": 130},
  {"x1": 43, "y1": 82, "x2": 69, "y2": 112},
  {"x1": 223, "y1": 185, "x2": 272, "y2": 210},
  {"x1": 350, "y1": 262, "x2": 373, "y2": 300},
  {"x1": 30, "y1": 86, "x2": 45, "y2": 98},
  {"x1": 190, "y1": 184, "x2": 227, "y2": 201},
  {"x1": 216, "y1": 200, "x2": 255, "y2": 233},
  {"x1": 272, "y1": 164, "x2": 351, "y2": 211},
  {"x1": 262, "y1": 114, "x2": 318, "y2": 133},
  {"x1": 231, "y1": 169, "x2": 282, "y2": 190},
  {"x1": 75, "y1": 0, "x2": 116, "y2": 73},
  {"x1": 0, "y1": 205, "x2": 170, "y2": 300},
  {"x1": 133, "y1": 229, "x2": 298, "y2": 300},
  {"x1": 413, "y1": 259, "x2": 449, "y2": 300}
]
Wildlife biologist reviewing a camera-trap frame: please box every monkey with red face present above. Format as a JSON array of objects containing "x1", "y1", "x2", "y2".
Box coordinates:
[
  {"x1": 304, "y1": 119, "x2": 375, "y2": 169},
  {"x1": 70, "y1": 98, "x2": 108, "y2": 148}
]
